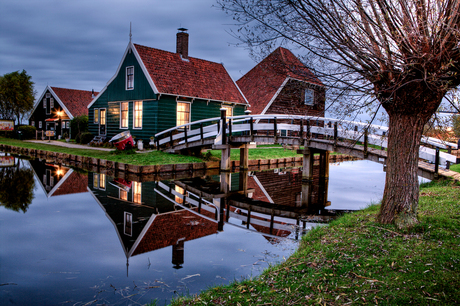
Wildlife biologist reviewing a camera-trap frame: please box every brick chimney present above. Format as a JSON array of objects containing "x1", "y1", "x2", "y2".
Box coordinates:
[{"x1": 176, "y1": 28, "x2": 189, "y2": 60}]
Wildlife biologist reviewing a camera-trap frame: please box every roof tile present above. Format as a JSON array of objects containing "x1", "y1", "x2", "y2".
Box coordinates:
[
  {"x1": 134, "y1": 44, "x2": 247, "y2": 104},
  {"x1": 237, "y1": 47, "x2": 323, "y2": 114},
  {"x1": 51, "y1": 87, "x2": 97, "y2": 117}
]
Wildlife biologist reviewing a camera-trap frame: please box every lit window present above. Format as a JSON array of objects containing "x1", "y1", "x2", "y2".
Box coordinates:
[
  {"x1": 120, "y1": 102, "x2": 129, "y2": 128},
  {"x1": 99, "y1": 173, "x2": 106, "y2": 189},
  {"x1": 304, "y1": 88, "x2": 314, "y2": 105},
  {"x1": 120, "y1": 189, "x2": 128, "y2": 201},
  {"x1": 222, "y1": 105, "x2": 233, "y2": 120},
  {"x1": 134, "y1": 101, "x2": 142, "y2": 128},
  {"x1": 93, "y1": 173, "x2": 99, "y2": 189},
  {"x1": 94, "y1": 109, "x2": 99, "y2": 124},
  {"x1": 175, "y1": 185, "x2": 187, "y2": 204},
  {"x1": 177, "y1": 102, "x2": 190, "y2": 127},
  {"x1": 133, "y1": 181, "x2": 141, "y2": 204},
  {"x1": 126, "y1": 66, "x2": 134, "y2": 90},
  {"x1": 50, "y1": 98, "x2": 54, "y2": 109},
  {"x1": 62, "y1": 121, "x2": 65, "y2": 129},
  {"x1": 100, "y1": 109, "x2": 106, "y2": 125}
]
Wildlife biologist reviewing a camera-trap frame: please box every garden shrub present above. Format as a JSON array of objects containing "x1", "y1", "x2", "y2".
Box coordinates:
[
  {"x1": 17, "y1": 125, "x2": 36, "y2": 139},
  {"x1": 79, "y1": 132, "x2": 93, "y2": 144}
]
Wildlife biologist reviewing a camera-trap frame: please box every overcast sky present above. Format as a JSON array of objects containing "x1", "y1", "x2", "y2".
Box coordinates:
[{"x1": 0, "y1": 0, "x2": 256, "y2": 98}]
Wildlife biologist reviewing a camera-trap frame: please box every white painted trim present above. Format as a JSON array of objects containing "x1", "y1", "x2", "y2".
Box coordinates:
[
  {"x1": 131, "y1": 44, "x2": 160, "y2": 94},
  {"x1": 251, "y1": 175, "x2": 274, "y2": 203},
  {"x1": 28, "y1": 85, "x2": 51, "y2": 120},
  {"x1": 260, "y1": 77, "x2": 290, "y2": 116},
  {"x1": 125, "y1": 66, "x2": 135, "y2": 91},
  {"x1": 221, "y1": 63, "x2": 250, "y2": 106},
  {"x1": 88, "y1": 42, "x2": 136, "y2": 109},
  {"x1": 48, "y1": 87, "x2": 74, "y2": 120}
]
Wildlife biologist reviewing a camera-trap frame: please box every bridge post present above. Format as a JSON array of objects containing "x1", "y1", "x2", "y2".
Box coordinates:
[
  {"x1": 318, "y1": 151, "x2": 330, "y2": 206},
  {"x1": 298, "y1": 147, "x2": 314, "y2": 208},
  {"x1": 446, "y1": 146, "x2": 451, "y2": 170},
  {"x1": 435, "y1": 148, "x2": 440, "y2": 178},
  {"x1": 240, "y1": 144, "x2": 249, "y2": 170},
  {"x1": 221, "y1": 146, "x2": 231, "y2": 171}
]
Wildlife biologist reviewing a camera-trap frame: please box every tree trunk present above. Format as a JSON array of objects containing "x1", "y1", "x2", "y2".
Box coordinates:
[{"x1": 377, "y1": 112, "x2": 426, "y2": 228}]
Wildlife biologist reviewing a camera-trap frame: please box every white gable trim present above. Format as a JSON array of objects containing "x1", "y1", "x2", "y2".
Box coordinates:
[
  {"x1": 28, "y1": 85, "x2": 75, "y2": 120},
  {"x1": 260, "y1": 77, "x2": 290, "y2": 115},
  {"x1": 131, "y1": 44, "x2": 159, "y2": 94},
  {"x1": 87, "y1": 42, "x2": 159, "y2": 109},
  {"x1": 48, "y1": 87, "x2": 74, "y2": 120},
  {"x1": 28, "y1": 85, "x2": 51, "y2": 120},
  {"x1": 221, "y1": 63, "x2": 250, "y2": 106}
]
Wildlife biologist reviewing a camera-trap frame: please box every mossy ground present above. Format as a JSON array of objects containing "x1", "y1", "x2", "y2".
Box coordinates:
[{"x1": 171, "y1": 179, "x2": 460, "y2": 305}]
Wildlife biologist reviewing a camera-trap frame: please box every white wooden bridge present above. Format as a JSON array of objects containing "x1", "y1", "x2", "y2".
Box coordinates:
[{"x1": 155, "y1": 112, "x2": 458, "y2": 175}]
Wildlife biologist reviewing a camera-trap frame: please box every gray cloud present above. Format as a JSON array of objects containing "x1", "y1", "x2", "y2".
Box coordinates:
[{"x1": 0, "y1": 0, "x2": 255, "y2": 97}]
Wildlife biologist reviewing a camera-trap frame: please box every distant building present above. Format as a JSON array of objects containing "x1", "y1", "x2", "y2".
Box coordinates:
[
  {"x1": 28, "y1": 86, "x2": 96, "y2": 138},
  {"x1": 87, "y1": 29, "x2": 248, "y2": 144},
  {"x1": 237, "y1": 47, "x2": 325, "y2": 118}
]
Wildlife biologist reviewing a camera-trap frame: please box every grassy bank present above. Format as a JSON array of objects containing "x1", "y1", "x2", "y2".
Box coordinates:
[
  {"x1": 171, "y1": 179, "x2": 460, "y2": 305},
  {"x1": 0, "y1": 137, "x2": 302, "y2": 166}
]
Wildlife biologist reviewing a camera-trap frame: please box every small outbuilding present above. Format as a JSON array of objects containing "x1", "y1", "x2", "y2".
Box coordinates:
[{"x1": 28, "y1": 86, "x2": 96, "y2": 139}]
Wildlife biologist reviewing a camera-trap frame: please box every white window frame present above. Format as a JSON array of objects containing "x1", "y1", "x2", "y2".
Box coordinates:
[
  {"x1": 133, "y1": 181, "x2": 142, "y2": 204},
  {"x1": 43, "y1": 98, "x2": 46, "y2": 108},
  {"x1": 39, "y1": 121, "x2": 42, "y2": 129},
  {"x1": 126, "y1": 66, "x2": 134, "y2": 90},
  {"x1": 124, "y1": 212, "x2": 133, "y2": 236},
  {"x1": 133, "y1": 101, "x2": 143, "y2": 129},
  {"x1": 176, "y1": 101, "x2": 191, "y2": 128},
  {"x1": 50, "y1": 97, "x2": 54, "y2": 109},
  {"x1": 61, "y1": 121, "x2": 66, "y2": 129},
  {"x1": 304, "y1": 88, "x2": 315, "y2": 106},
  {"x1": 120, "y1": 102, "x2": 129, "y2": 129},
  {"x1": 31, "y1": 121, "x2": 35, "y2": 127}
]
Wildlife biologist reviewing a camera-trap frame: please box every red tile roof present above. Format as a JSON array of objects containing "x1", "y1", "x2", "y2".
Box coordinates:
[
  {"x1": 133, "y1": 43, "x2": 247, "y2": 105},
  {"x1": 51, "y1": 87, "x2": 97, "y2": 117},
  {"x1": 132, "y1": 209, "x2": 217, "y2": 256},
  {"x1": 53, "y1": 171, "x2": 88, "y2": 196},
  {"x1": 237, "y1": 47, "x2": 323, "y2": 114}
]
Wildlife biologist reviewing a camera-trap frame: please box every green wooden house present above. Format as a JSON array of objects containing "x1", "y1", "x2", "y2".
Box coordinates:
[{"x1": 87, "y1": 29, "x2": 249, "y2": 145}]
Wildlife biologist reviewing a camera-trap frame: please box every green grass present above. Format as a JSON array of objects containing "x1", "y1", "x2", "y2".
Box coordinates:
[
  {"x1": 171, "y1": 179, "x2": 460, "y2": 305},
  {"x1": 0, "y1": 137, "x2": 203, "y2": 165},
  {"x1": 450, "y1": 163, "x2": 460, "y2": 173},
  {"x1": 207, "y1": 147, "x2": 302, "y2": 161}
]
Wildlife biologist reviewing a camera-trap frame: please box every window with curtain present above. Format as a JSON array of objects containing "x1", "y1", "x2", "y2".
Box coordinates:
[
  {"x1": 177, "y1": 102, "x2": 190, "y2": 127},
  {"x1": 120, "y1": 102, "x2": 129, "y2": 128},
  {"x1": 134, "y1": 101, "x2": 142, "y2": 128}
]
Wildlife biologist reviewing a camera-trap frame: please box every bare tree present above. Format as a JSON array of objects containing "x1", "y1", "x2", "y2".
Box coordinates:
[{"x1": 218, "y1": 0, "x2": 460, "y2": 228}]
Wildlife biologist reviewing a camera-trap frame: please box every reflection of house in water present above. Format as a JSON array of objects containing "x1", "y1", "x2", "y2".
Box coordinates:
[
  {"x1": 28, "y1": 159, "x2": 88, "y2": 198},
  {"x1": 247, "y1": 164, "x2": 328, "y2": 209},
  {"x1": 173, "y1": 164, "x2": 334, "y2": 241},
  {"x1": 87, "y1": 173, "x2": 220, "y2": 270}
]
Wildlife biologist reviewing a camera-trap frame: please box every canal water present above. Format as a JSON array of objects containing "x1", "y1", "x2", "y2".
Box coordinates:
[{"x1": 0, "y1": 155, "x2": 417, "y2": 305}]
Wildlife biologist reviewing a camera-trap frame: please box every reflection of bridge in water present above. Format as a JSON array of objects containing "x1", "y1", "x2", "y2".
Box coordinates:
[{"x1": 87, "y1": 157, "x2": 355, "y2": 270}]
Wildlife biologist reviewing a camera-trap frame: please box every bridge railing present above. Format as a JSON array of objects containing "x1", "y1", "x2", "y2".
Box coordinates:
[{"x1": 154, "y1": 114, "x2": 458, "y2": 166}]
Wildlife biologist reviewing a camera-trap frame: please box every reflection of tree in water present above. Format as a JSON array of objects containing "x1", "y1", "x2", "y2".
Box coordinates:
[{"x1": 0, "y1": 160, "x2": 35, "y2": 213}]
